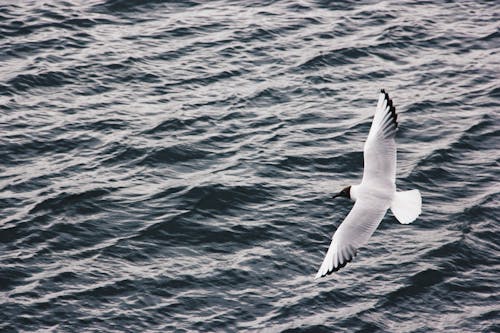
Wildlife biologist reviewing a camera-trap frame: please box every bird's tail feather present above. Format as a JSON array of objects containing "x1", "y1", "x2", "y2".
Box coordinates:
[{"x1": 390, "y1": 189, "x2": 422, "y2": 224}]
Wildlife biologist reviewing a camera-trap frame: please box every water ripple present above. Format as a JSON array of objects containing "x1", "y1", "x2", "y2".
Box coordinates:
[{"x1": 0, "y1": 0, "x2": 498, "y2": 332}]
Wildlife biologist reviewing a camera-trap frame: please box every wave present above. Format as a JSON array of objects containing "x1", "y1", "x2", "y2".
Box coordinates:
[{"x1": 1, "y1": 0, "x2": 499, "y2": 332}]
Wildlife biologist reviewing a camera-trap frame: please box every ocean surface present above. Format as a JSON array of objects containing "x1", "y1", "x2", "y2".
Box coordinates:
[{"x1": 1, "y1": 1, "x2": 499, "y2": 332}]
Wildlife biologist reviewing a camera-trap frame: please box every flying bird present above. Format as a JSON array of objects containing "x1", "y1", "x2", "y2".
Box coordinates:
[{"x1": 315, "y1": 89, "x2": 422, "y2": 279}]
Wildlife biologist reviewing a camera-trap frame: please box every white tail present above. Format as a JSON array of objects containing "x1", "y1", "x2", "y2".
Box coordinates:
[{"x1": 390, "y1": 189, "x2": 422, "y2": 224}]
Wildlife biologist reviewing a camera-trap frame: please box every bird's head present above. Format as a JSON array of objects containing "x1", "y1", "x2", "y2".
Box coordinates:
[{"x1": 333, "y1": 186, "x2": 351, "y2": 200}]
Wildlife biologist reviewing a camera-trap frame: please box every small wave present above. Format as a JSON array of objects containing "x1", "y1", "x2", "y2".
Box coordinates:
[
  {"x1": 93, "y1": 0, "x2": 199, "y2": 14},
  {"x1": 0, "y1": 266, "x2": 32, "y2": 292},
  {"x1": 297, "y1": 47, "x2": 370, "y2": 71},
  {"x1": 412, "y1": 113, "x2": 496, "y2": 170},
  {"x1": 137, "y1": 144, "x2": 212, "y2": 167},
  {"x1": 164, "y1": 69, "x2": 248, "y2": 89},
  {"x1": 384, "y1": 268, "x2": 446, "y2": 304},
  {"x1": 143, "y1": 115, "x2": 213, "y2": 135},
  {"x1": 126, "y1": 22, "x2": 228, "y2": 40},
  {"x1": 7, "y1": 71, "x2": 71, "y2": 93},
  {"x1": 129, "y1": 213, "x2": 274, "y2": 248},
  {"x1": 188, "y1": 183, "x2": 272, "y2": 210},
  {"x1": 244, "y1": 87, "x2": 291, "y2": 107},
  {"x1": 29, "y1": 188, "x2": 112, "y2": 214},
  {"x1": 98, "y1": 144, "x2": 146, "y2": 167},
  {"x1": 0, "y1": 135, "x2": 101, "y2": 164}
]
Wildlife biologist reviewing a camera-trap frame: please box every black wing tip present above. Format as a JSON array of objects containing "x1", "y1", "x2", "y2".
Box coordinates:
[
  {"x1": 381, "y1": 89, "x2": 398, "y2": 128},
  {"x1": 318, "y1": 249, "x2": 358, "y2": 278},
  {"x1": 322, "y1": 257, "x2": 354, "y2": 277}
]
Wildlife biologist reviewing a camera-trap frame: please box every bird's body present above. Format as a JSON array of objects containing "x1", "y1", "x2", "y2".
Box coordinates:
[{"x1": 315, "y1": 90, "x2": 422, "y2": 279}]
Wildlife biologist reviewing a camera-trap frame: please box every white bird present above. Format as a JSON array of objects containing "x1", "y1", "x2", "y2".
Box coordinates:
[{"x1": 315, "y1": 89, "x2": 422, "y2": 279}]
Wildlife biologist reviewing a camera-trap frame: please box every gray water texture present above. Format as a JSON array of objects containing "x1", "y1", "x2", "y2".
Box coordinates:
[{"x1": 0, "y1": 0, "x2": 499, "y2": 332}]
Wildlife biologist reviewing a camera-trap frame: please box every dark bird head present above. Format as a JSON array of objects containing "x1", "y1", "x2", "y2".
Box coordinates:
[{"x1": 333, "y1": 186, "x2": 351, "y2": 200}]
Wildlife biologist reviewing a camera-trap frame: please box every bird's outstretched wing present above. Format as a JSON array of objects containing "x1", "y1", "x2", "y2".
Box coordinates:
[
  {"x1": 315, "y1": 198, "x2": 387, "y2": 278},
  {"x1": 362, "y1": 89, "x2": 398, "y2": 185},
  {"x1": 315, "y1": 91, "x2": 398, "y2": 279}
]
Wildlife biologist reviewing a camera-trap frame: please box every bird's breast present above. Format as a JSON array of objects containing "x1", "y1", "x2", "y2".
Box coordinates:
[{"x1": 357, "y1": 182, "x2": 395, "y2": 206}]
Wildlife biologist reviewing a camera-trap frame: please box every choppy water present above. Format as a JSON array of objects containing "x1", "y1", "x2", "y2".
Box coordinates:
[{"x1": 1, "y1": 0, "x2": 499, "y2": 332}]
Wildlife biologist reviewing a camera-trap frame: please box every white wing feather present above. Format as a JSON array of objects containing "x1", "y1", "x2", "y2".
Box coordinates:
[
  {"x1": 315, "y1": 198, "x2": 388, "y2": 279},
  {"x1": 363, "y1": 90, "x2": 398, "y2": 185}
]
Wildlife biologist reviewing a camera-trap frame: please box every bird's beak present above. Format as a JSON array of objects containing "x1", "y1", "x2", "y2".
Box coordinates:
[{"x1": 332, "y1": 193, "x2": 341, "y2": 199}]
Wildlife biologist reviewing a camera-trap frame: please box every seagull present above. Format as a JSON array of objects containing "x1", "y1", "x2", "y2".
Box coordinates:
[{"x1": 315, "y1": 89, "x2": 422, "y2": 279}]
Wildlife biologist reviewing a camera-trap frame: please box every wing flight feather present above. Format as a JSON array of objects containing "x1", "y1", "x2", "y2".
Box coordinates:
[
  {"x1": 363, "y1": 89, "x2": 398, "y2": 184},
  {"x1": 315, "y1": 198, "x2": 388, "y2": 278}
]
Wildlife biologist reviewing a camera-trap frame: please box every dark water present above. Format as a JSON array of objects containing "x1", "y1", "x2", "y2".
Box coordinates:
[{"x1": 1, "y1": 0, "x2": 499, "y2": 332}]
